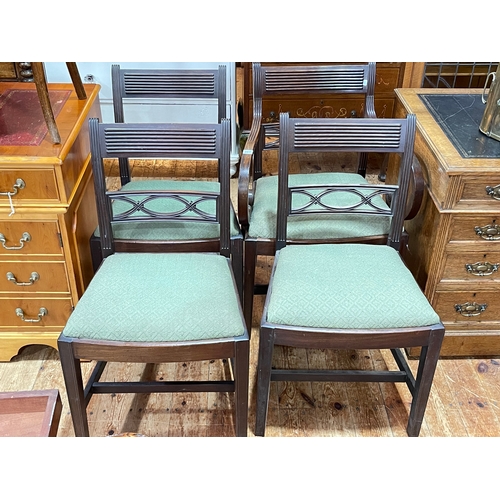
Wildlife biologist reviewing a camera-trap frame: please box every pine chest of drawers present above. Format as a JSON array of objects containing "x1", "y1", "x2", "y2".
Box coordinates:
[
  {"x1": 390, "y1": 88, "x2": 500, "y2": 356},
  {"x1": 0, "y1": 82, "x2": 100, "y2": 361}
]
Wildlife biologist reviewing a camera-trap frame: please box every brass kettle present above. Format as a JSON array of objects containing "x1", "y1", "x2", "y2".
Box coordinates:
[{"x1": 480, "y1": 65, "x2": 500, "y2": 142}]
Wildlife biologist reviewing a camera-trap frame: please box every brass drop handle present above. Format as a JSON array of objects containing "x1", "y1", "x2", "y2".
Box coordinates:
[
  {"x1": 16, "y1": 307, "x2": 48, "y2": 323},
  {"x1": 0, "y1": 178, "x2": 25, "y2": 197},
  {"x1": 6, "y1": 271, "x2": 40, "y2": 286},
  {"x1": 465, "y1": 262, "x2": 499, "y2": 276},
  {"x1": 474, "y1": 224, "x2": 500, "y2": 240},
  {"x1": 454, "y1": 302, "x2": 487, "y2": 317},
  {"x1": 486, "y1": 185, "x2": 500, "y2": 201},
  {"x1": 0, "y1": 232, "x2": 31, "y2": 250}
]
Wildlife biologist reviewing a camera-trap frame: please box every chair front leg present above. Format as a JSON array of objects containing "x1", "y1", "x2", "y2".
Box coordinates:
[
  {"x1": 255, "y1": 326, "x2": 275, "y2": 436},
  {"x1": 406, "y1": 326, "x2": 445, "y2": 437},
  {"x1": 58, "y1": 337, "x2": 90, "y2": 437},
  {"x1": 234, "y1": 340, "x2": 250, "y2": 437}
]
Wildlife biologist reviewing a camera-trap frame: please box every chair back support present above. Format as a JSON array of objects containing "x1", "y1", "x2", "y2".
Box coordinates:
[
  {"x1": 253, "y1": 62, "x2": 376, "y2": 121},
  {"x1": 112, "y1": 64, "x2": 226, "y2": 185},
  {"x1": 112, "y1": 64, "x2": 227, "y2": 123},
  {"x1": 88, "y1": 118, "x2": 232, "y2": 259},
  {"x1": 276, "y1": 113, "x2": 416, "y2": 251},
  {"x1": 238, "y1": 63, "x2": 378, "y2": 231}
]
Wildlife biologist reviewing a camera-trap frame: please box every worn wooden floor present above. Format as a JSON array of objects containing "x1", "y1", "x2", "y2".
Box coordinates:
[{"x1": 1, "y1": 152, "x2": 500, "y2": 438}]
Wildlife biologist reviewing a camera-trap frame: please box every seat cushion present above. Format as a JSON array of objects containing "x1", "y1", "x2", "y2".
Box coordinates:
[
  {"x1": 94, "y1": 180, "x2": 240, "y2": 240},
  {"x1": 248, "y1": 173, "x2": 391, "y2": 240},
  {"x1": 62, "y1": 253, "x2": 245, "y2": 342},
  {"x1": 266, "y1": 244, "x2": 441, "y2": 329}
]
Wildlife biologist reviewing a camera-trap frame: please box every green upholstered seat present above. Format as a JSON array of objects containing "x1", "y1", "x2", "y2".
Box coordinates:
[
  {"x1": 63, "y1": 253, "x2": 246, "y2": 342},
  {"x1": 266, "y1": 244, "x2": 440, "y2": 329},
  {"x1": 248, "y1": 173, "x2": 391, "y2": 240},
  {"x1": 94, "y1": 180, "x2": 240, "y2": 240}
]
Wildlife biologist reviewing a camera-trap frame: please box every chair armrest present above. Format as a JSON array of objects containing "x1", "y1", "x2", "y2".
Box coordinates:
[
  {"x1": 405, "y1": 154, "x2": 425, "y2": 220},
  {"x1": 237, "y1": 120, "x2": 262, "y2": 230}
]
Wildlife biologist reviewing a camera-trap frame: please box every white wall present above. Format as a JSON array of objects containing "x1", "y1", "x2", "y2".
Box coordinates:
[{"x1": 44, "y1": 62, "x2": 239, "y2": 169}]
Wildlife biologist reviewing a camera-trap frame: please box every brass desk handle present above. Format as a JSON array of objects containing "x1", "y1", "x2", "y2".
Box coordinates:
[
  {"x1": 486, "y1": 185, "x2": 500, "y2": 201},
  {"x1": 454, "y1": 302, "x2": 487, "y2": 317},
  {"x1": 474, "y1": 224, "x2": 500, "y2": 240},
  {"x1": 0, "y1": 179, "x2": 25, "y2": 197},
  {"x1": 465, "y1": 262, "x2": 499, "y2": 276},
  {"x1": 6, "y1": 271, "x2": 40, "y2": 286},
  {"x1": 16, "y1": 307, "x2": 48, "y2": 323},
  {"x1": 0, "y1": 232, "x2": 31, "y2": 250}
]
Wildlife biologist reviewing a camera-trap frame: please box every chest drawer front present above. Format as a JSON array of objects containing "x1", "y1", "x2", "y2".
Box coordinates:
[
  {"x1": 440, "y1": 252, "x2": 500, "y2": 282},
  {"x1": 0, "y1": 221, "x2": 62, "y2": 256},
  {"x1": 461, "y1": 178, "x2": 500, "y2": 204},
  {"x1": 0, "y1": 168, "x2": 59, "y2": 203},
  {"x1": 447, "y1": 215, "x2": 500, "y2": 244},
  {"x1": 0, "y1": 261, "x2": 69, "y2": 293},
  {"x1": 0, "y1": 297, "x2": 73, "y2": 328},
  {"x1": 433, "y1": 290, "x2": 500, "y2": 328}
]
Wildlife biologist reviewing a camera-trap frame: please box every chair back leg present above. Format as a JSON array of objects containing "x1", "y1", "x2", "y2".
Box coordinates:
[
  {"x1": 243, "y1": 240, "x2": 258, "y2": 332},
  {"x1": 231, "y1": 238, "x2": 244, "y2": 304}
]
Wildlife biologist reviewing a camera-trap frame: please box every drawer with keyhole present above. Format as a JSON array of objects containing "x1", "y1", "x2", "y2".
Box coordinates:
[
  {"x1": 433, "y1": 290, "x2": 500, "y2": 328},
  {"x1": 447, "y1": 215, "x2": 500, "y2": 244},
  {"x1": 439, "y1": 251, "x2": 500, "y2": 282}
]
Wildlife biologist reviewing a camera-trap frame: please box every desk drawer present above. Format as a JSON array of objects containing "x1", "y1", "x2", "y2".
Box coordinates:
[
  {"x1": 448, "y1": 215, "x2": 500, "y2": 244},
  {"x1": 0, "y1": 221, "x2": 62, "y2": 256},
  {"x1": 0, "y1": 297, "x2": 73, "y2": 328},
  {"x1": 461, "y1": 178, "x2": 500, "y2": 204},
  {"x1": 0, "y1": 168, "x2": 59, "y2": 204},
  {"x1": 440, "y1": 252, "x2": 500, "y2": 282},
  {"x1": 433, "y1": 290, "x2": 500, "y2": 327},
  {"x1": 0, "y1": 261, "x2": 69, "y2": 293}
]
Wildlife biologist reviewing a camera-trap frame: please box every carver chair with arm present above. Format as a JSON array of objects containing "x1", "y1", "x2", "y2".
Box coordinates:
[
  {"x1": 254, "y1": 112, "x2": 444, "y2": 437},
  {"x1": 238, "y1": 62, "x2": 425, "y2": 330},
  {"x1": 58, "y1": 118, "x2": 249, "y2": 437},
  {"x1": 239, "y1": 63, "x2": 376, "y2": 329}
]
